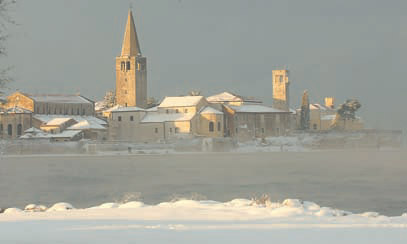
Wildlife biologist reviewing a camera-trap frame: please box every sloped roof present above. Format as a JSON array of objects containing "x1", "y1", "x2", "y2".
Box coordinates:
[
  {"x1": 24, "y1": 93, "x2": 93, "y2": 104},
  {"x1": 20, "y1": 130, "x2": 82, "y2": 139},
  {"x1": 158, "y1": 96, "x2": 204, "y2": 108},
  {"x1": 200, "y1": 106, "x2": 223, "y2": 115},
  {"x1": 109, "y1": 106, "x2": 145, "y2": 112},
  {"x1": 67, "y1": 120, "x2": 106, "y2": 130},
  {"x1": 228, "y1": 104, "x2": 288, "y2": 113},
  {"x1": 34, "y1": 115, "x2": 107, "y2": 126},
  {"x1": 207, "y1": 92, "x2": 262, "y2": 103},
  {"x1": 141, "y1": 113, "x2": 195, "y2": 123},
  {"x1": 45, "y1": 118, "x2": 75, "y2": 126}
]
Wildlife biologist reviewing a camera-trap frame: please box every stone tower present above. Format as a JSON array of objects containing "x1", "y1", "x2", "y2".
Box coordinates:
[
  {"x1": 272, "y1": 70, "x2": 290, "y2": 111},
  {"x1": 115, "y1": 10, "x2": 147, "y2": 108}
]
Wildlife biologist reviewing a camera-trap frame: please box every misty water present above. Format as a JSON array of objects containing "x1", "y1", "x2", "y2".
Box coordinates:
[{"x1": 1, "y1": 151, "x2": 406, "y2": 216}]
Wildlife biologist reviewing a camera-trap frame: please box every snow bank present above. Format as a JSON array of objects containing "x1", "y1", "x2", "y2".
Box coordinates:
[{"x1": 1, "y1": 198, "x2": 407, "y2": 243}]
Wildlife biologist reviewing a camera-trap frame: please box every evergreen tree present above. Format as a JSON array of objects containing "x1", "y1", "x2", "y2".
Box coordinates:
[{"x1": 299, "y1": 90, "x2": 310, "y2": 130}]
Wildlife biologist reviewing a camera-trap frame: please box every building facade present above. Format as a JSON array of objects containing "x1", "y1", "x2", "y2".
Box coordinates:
[
  {"x1": 115, "y1": 10, "x2": 147, "y2": 108},
  {"x1": 4, "y1": 92, "x2": 94, "y2": 116},
  {"x1": 0, "y1": 107, "x2": 32, "y2": 139}
]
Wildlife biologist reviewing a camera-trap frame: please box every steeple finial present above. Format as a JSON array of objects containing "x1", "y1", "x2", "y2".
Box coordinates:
[{"x1": 121, "y1": 9, "x2": 141, "y2": 56}]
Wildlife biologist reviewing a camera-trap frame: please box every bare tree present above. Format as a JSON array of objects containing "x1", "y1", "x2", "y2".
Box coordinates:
[{"x1": 0, "y1": 0, "x2": 16, "y2": 95}]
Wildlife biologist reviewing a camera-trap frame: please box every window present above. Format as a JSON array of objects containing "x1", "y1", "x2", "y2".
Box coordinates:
[
  {"x1": 118, "y1": 116, "x2": 122, "y2": 122},
  {"x1": 175, "y1": 128, "x2": 179, "y2": 133},
  {"x1": 126, "y1": 61, "x2": 131, "y2": 71},
  {"x1": 184, "y1": 109, "x2": 188, "y2": 113},
  {"x1": 121, "y1": 61, "x2": 125, "y2": 71},
  {"x1": 7, "y1": 124, "x2": 12, "y2": 136},
  {"x1": 124, "y1": 90, "x2": 127, "y2": 95},
  {"x1": 0, "y1": 124, "x2": 3, "y2": 134},
  {"x1": 175, "y1": 109, "x2": 179, "y2": 113},
  {"x1": 217, "y1": 122, "x2": 221, "y2": 131},
  {"x1": 71, "y1": 108, "x2": 74, "y2": 115},
  {"x1": 261, "y1": 128, "x2": 265, "y2": 133},
  {"x1": 130, "y1": 116, "x2": 134, "y2": 121},
  {"x1": 17, "y1": 124, "x2": 22, "y2": 136},
  {"x1": 60, "y1": 108, "x2": 62, "y2": 114},
  {"x1": 154, "y1": 128, "x2": 158, "y2": 133},
  {"x1": 166, "y1": 109, "x2": 169, "y2": 114},
  {"x1": 209, "y1": 122, "x2": 214, "y2": 132},
  {"x1": 313, "y1": 124, "x2": 317, "y2": 130},
  {"x1": 235, "y1": 128, "x2": 238, "y2": 134},
  {"x1": 82, "y1": 109, "x2": 85, "y2": 115},
  {"x1": 169, "y1": 128, "x2": 172, "y2": 133},
  {"x1": 77, "y1": 108, "x2": 80, "y2": 115}
]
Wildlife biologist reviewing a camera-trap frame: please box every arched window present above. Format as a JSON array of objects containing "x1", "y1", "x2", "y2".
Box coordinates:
[
  {"x1": 17, "y1": 124, "x2": 22, "y2": 136},
  {"x1": 7, "y1": 124, "x2": 12, "y2": 136},
  {"x1": 121, "y1": 61, "x2": 125, "y2": 71},
  {"x1": 217, "y1": 122, "x2": 221, "y2": 131},
  {"x1": 126, "y1": 61, "x2": 131, "y2": 71},
  {"x1": 209, "y1": 122, "x2": 214, "y2": 132}
]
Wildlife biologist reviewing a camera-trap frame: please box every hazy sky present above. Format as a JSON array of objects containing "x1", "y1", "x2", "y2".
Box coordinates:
[{"x1": 4, "y1": 0, "x2": 407, "y2": 131}]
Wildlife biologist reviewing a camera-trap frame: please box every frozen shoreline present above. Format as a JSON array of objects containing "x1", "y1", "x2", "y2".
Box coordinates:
[{"x1": 1, "y1": 198, "x2": 407, "y2": 243}]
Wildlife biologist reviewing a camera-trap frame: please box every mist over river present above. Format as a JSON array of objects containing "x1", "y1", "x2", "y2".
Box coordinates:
[{"x1": 1, "y1": 151, "x2": 406, "y2": 216}]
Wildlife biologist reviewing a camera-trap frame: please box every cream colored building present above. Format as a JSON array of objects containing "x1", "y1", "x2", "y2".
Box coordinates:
[
  {"x1": 223, "y1": 104, "x2": 292, "y2": 140},
  {"x1": 298, "y1": 98, "x2": 364, "y2": 131},
  {"x1": 115, "y1": 10, "x2": 147, "y2": 108},
  {"x1": 4, "y1": 92, "x2": 95, "y2": 116},
  {"x1": 108, "y1": 96, "x2": 224, "y2": 142},
  {"x1": 0, "y1": 107, "x2": 32, "y2": 139}
]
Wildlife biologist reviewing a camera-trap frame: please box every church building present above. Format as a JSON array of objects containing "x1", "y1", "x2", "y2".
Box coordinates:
[{"x1": 115, "y1": 10, "x2": 147, "y2": 108}]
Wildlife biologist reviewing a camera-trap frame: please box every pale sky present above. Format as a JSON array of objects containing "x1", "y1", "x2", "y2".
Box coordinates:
[{"x1": 4, "y1": 0, "x2": 407, "y2": 131}]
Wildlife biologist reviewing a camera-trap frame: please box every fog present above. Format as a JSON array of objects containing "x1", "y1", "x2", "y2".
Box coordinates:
[
  {"x1": 4, "y1": 0, "x2": 407, "y2": 133},
  {"x1": 2, "y1": 151, "x2": 407, "y2": 216}
]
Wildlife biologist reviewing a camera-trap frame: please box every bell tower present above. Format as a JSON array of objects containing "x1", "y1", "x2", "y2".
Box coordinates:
[
  {"x1": 115, "y1": 10, "x2": 147, "y2": 108},
  {"x1": 272, "y1": 70, "x2": 290, "y2": 111}
]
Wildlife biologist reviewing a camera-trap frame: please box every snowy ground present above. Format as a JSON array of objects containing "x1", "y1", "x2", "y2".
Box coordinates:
[{"x1": 1, "y1": 199, "x2": 407, "y2": 243}]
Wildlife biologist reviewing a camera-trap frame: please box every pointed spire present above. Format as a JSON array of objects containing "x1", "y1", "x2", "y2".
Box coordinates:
[{"x1": 121, "y1": 9, "x2": 141, "y2": 56}]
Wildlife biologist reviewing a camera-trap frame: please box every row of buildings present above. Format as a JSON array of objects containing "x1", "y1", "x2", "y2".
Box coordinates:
[{"x1": 0, "y1": 9, "x2": 363, "y2": 142}]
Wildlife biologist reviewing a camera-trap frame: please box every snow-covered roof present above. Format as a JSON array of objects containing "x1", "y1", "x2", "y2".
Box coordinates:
[
  {"x1": 141, "y1": 113, "x2": 195, "y2": 123},
  {"x1": 207, "y1": 92, "x2": 262, "y2": 103},
  {"x1": 228, "y1": 105, "x2": 288, "y2": 113},
  {"x1": 24, "y1": 94, "x2": 93, "y2": 104},
  {"x1": 34, "y1": 115, "x2": 107, "y2": 126},
  {"x1": 310, "y1": 104, "x2": 328, "y2": 110},
  {"x1": 24, "y1": 127, "x2": 43, "y2": 133},
  {"x1": 146, "y1": 106, "x2": 158, "y2": 112},
  {"x1": 158, "y1": 96, "x2": 204, "y2": 108},
  {"x1": 20, "y1": 130, "x2": 82, "y2": 139},
  {"x1": 95, "y1": 101, "x2": 107, "y2": 111},
  {"x1": 109, "y1": 106, "x2": 145, "y2": 112},
  {"x1": 67, "y1": 120, "x2": 106, "y2": 130},
  {"x1": 200, "y1": 106, "x2": 223, "y2": 115},
  {"x1": 45, "y1": 118, "x2": 74, "y2": 126}
]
